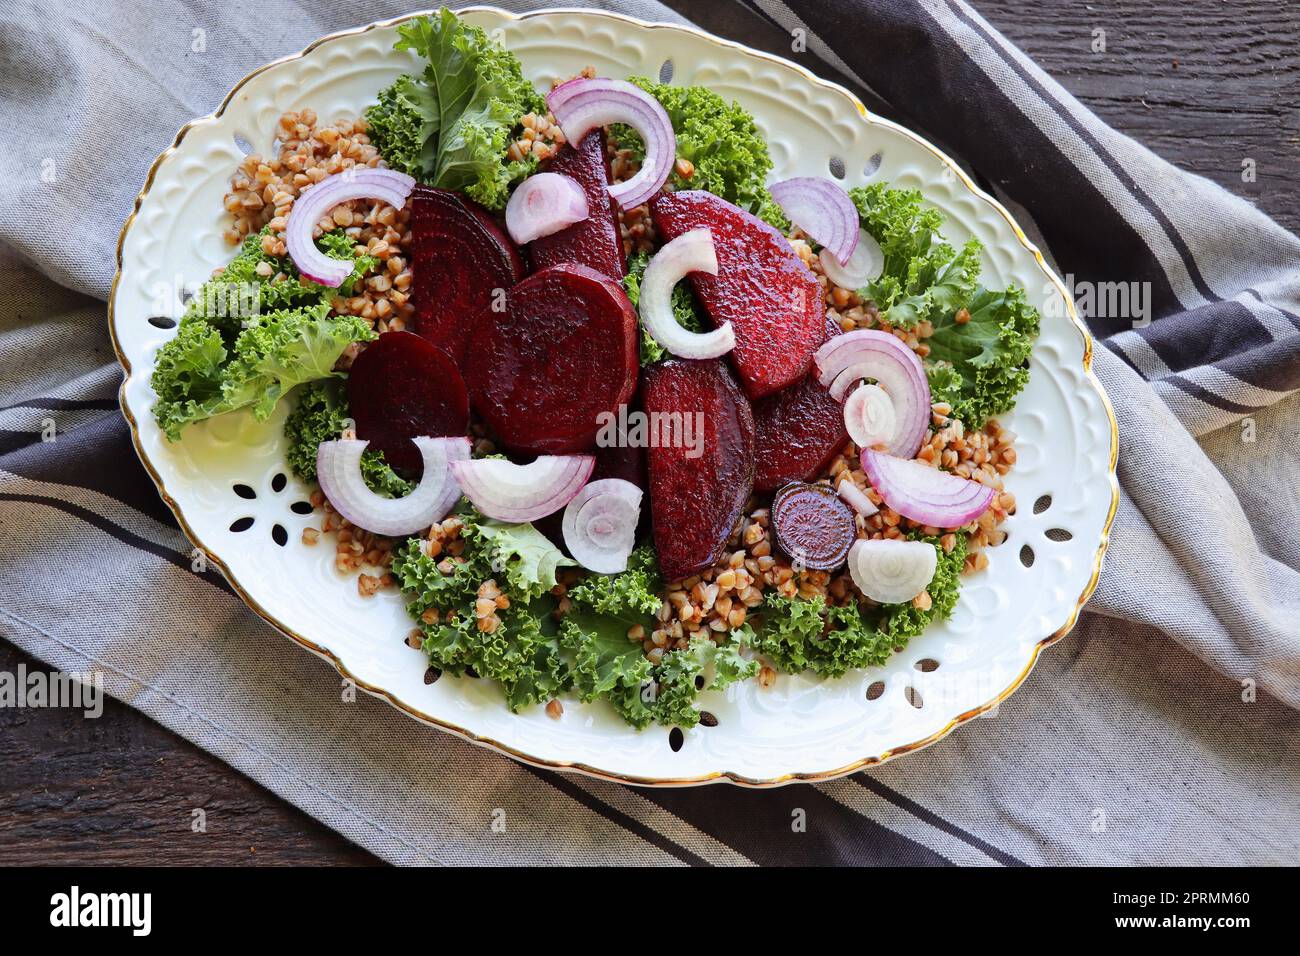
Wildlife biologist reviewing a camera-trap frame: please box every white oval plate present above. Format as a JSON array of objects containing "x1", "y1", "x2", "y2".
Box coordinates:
[{"x1": 109, "y1": 7, "x2": 1118, "y2": 786}]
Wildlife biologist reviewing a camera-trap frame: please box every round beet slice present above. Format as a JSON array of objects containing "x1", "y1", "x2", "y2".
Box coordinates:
[
  {"x1": 463, "y1": 263, "x2": 638, "y2": 455},
  {"x1": 348, "y1": 331, "x2": 469, "y2": 474},
  {"x1": 771, "y1": 482, "x2": 856, "y2": 571}
]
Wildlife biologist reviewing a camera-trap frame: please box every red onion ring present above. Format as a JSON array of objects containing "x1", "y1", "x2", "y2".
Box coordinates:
[
  {"x1": 506, "y1": 172, "x2": 589, "y2": 244},
  {"x1": 546, "y1": 78, "x2": 676, "y2": 210},
  {"x1": 769, "y1": 177, "x2": 860, "y2": 266},
  {"x1": 285, "y1": 168, "x2": 415, "y2": 287},
  {"x1": 861, "y1": 449, "x2": 995, "y2": 528},
  {"x1": 843, "y1": 382, "x2": 896, "y2": 450},
  {"x1": 836, "y1": 477, "x2": 878, "y2": 518},
  {"x1": 449, "y1": 454, "x2": 594, "y2": 523},
  {"x1": 819, "y1": 227, "x2": 884, "y2": 289},
  {"x1": 316, "y1": 436, "x2": 469, "y2": 537},
  {"x1": 561, "y1": 478, "x2": 642, "y2": 573}
]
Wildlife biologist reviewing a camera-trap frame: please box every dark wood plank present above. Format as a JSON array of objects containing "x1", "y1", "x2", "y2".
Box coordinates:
[
  {"x1": 0, "y1": 642, "x2": 379, "y2": 865},
  {"x1": 4, "y1": 0, "x2": 1295, "y2": 867}
]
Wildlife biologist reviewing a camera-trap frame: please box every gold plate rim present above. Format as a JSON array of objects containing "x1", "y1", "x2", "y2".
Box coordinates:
[{"x1": 107, "y1": 5, "x2": 1120, "y2": 788}]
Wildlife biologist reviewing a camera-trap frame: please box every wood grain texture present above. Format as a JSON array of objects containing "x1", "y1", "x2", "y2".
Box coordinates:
[{"x1": 1, "y1": 0, "x2": 1295, "y2": 867}]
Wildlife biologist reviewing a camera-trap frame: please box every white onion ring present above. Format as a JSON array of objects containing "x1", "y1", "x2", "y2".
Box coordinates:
[
  {"x1": 819, "y1": 227, "x2": 884, "y2": 290},
  {"x1": 769, "y1": 177, "x2": 860, "y2": 266},
  {"x1": 847, "y1": 538, "x2": 937, "y2": 605},
  {"x1": 638, "y1": 228, "x2": 734, "y2": 359},
  {"x1": 546, "y1": 77, "x2": 676, "y2": 210},
  {"x1": 561, "y1": 478, "x2": 642, "y2": 573},
  {"x1": 449, "y1": 455, "x2": 594, "y2": 523},
  {"x1": 315, "y1": 436, "x2": 469, "y2": 537},
  {"x1": 506, "y1": 172, "x2": 589, "y2": 244},
  {"x1": 843, "y1": 382, "x2": 896, "y2": 450},
  {"x1": 285, "y1": 168, "x2": 415, "y2": 286}
]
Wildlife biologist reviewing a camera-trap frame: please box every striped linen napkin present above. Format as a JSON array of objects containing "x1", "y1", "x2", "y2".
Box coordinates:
[{"x1": 1, "y1": 0, "x2": 1296, "y2": 865}]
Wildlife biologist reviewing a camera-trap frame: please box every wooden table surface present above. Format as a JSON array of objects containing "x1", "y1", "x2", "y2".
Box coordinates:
[{"x1": 2, "y1": 0, "x2": 1296, "y2": 866}]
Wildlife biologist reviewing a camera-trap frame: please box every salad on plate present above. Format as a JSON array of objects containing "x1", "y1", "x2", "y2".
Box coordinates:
[{"x1": 149, "y1": 8, "x2": 1040, "y2": 731}]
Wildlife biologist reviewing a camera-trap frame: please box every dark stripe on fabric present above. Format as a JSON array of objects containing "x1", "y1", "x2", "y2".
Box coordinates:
[
  {"x1": 1136, "y1": 301, "x2": 1272, "y2": 376},
  {"x1": 1162, "y1": 375, "x2": 1257, "y2": 415},
  {"x1": 0, "y1": 430, "x2": 43, "y2": 456},
  {"x1": 522, "y1": 766, "x2": 710, "y2": 866},
  {"x1": 758, "y1": 0, "x2": 1182, "y2": 335},
  {"x1": 0, "y1": 413, "x2": 179, "y2": 527},
  {"x1": 938, "y1": 0, "x2": 1220, "y2": 305},
  {"x1": 1212, "y1": 333, "x2": 1300, "y2": 395},
  {"x1": 0, "y1": 397, "x2": 118, "y2": 413},
  {"x1": 0, "y1": 492, "x2": 229, "y2": 590},
  {"x1": 639, "y1": 777, "x2": 952, "y2": 865},
  {"x1": 852, "y1": 774, "x2": 1025, "y2": 866}
]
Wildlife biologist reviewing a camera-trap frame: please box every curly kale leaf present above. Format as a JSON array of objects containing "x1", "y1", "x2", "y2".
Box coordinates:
[
  {"x1": 468, "y1": 519, "x2": 577, "y2": 603},
  {"x1": 925, "y1": 286, "x2": 1040, "y2": 430},
  {"x1": 365, "y1": 8, "x2": 544, "y2": 210},
  {"x1": 566, "y1": 545, "x2": 663, "y2": 619},
  {"x1": 750, "y1": 537, "x2": 966, "y2": 677},
  {"x1": 848, "y1": 183, "x2": 982, "y2": 330},
  {"x1": 282, "y1": 380, "x2": 410, "y2": 497},
  {"x1": 151, "y1": 228, "x2": 376, "y2": 441},
  {"x1": 652, "y1": 636, "x2": 758, "y2": 729},
  {"x1": 622, "y1": 250, "x2": 707, "y2": 365},
  {"x1": 614, "y1": 78, "x2": 788, "y2": 231}
]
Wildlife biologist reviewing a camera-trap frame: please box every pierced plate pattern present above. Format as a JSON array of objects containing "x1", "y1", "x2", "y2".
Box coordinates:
[{"x1": 109, "y1": 7, "x2": 1118, "y2": 786}]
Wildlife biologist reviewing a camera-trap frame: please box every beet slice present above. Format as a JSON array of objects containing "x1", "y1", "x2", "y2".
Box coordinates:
[
  {"x1": 348, "y1": 330, "x2": 470, "y2": 474},
  {"x1": 642, "y1": 359, "x2": 755, "y2": 583},
  {"x1": 649, "y1": 190, "x2": 823, "y2": 400},
  {"x1": 528, "y1": 130, "x2": 625, "y2": 282},
  {"x1": 771, "y1": 482, "x2": 856, "y2": 571},
  {"x1": 752, "y1": 318, "x2": 848, "y2": 492},
  {"x1": 409, "y1": 186, "x2": 524, "y2": 365},
  {"x1": 463, "y1": 263, "x2": 638, "y2": 455}
]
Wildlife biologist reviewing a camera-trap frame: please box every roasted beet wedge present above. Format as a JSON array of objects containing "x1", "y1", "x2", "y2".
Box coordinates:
[
  {"x1": 348, "y1": 331, "x2": 470, "y2": 474},
  {"x1": 649, "y1": 190, "x2": 823, "y2": 400},
  {"x1": 752, "y1": 318, "x2": 848, "y2": 492},
  {"x1": 642, "y1": 359, "x2": 755, "y2": 583},
  {"x1": 409, "y1": 187, "x2": 524, "y2": 365},
  {"x1": 463, "y1": 263, "x2": 638, "y2": 455},
  {"x1": 528, "y1": 130, "x2": 625, "y2": 282}
]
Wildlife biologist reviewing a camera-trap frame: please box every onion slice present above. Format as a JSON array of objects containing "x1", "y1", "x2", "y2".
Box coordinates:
[
  {"x1": 546, "y1": 77, "x2": 676, "y2": 210},
  {"x1": 861, "y1": 449, "x2": 995, "y2": 528},
  {"x1": 506, "y1": 172, "x2": 589, "y2": 244},
  {"x1": 847, "y1": 538, "x2": 937, "y2": 605},
  {"x1": 316, "y1": 436, "x2": 469, "y2": 537},
  {"x1": 638, "y1": 228, "x2": 733, "y2": 359},
  {"x1": 844, "y1": 382, "x2": 896, "y2": 450},
  {"x1": 819, "y1": 228, "x2": 884, "y2": 290},
  {"x1": 450, "y1": 455, "x2": 594, "y2": 523},
  {"x1": 285, "y1": 168, "x2": 415, "y2": 287},
  {"x1": 836, "y1": 477, "x2": 878, "y2": 517},
  {"x1": 769, "y1": 177, "x2": 860, "y2": 266},
  {"x1": 814, "y1": 329, "x2": 930, "y2": 458},
  {"x1": 561, "y1": 478, "x2": 642, "y2": 573}
]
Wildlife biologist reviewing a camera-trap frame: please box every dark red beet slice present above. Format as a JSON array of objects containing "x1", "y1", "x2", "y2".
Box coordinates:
[
  {"x1": 348, "y1": 330, "x2": 470, "y2": 474},
  {"x1": 649, "y1": 190, "x2": 823, "y2": 400},
  {"x1": 642, "y1": 359, "x2": 755, "y2": 583},
  {"x1": 752, "y1": 318, "x2": 848, "y2": 492},
  {"x1": 528, "y1": 130, "x2": 625, "y2": 282},
  {"x1": 771, "y1": 482, "x2": 856, "y2": 571},
  {"x1": 463, "y1": 263, "x2": 638, "y2": 455},
  {"x1": 409, "y1": 186, "x2": 524, "y2": 365}
]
